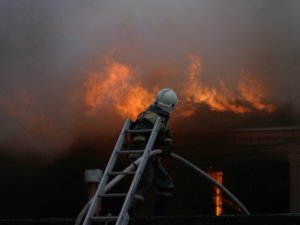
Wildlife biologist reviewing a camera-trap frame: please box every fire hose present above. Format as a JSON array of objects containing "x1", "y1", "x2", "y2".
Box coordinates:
[{"x1": 75, "y1": 150, "x2": 250, "y2": 224}]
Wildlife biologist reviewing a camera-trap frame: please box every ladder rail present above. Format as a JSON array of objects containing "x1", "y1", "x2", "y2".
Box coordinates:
[
  {"x1": 115, "y1": 117, "x2": 162, "y2": 225},
  {"x1": 82, "y1": 119, "x2": 132, "y2": 225},
  {"x1": 76, "y1": 148, "x2": 250, "y2": 225}
]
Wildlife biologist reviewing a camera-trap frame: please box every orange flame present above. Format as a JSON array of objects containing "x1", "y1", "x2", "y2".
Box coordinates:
[
  {"x1": 238, "y1": 72, "x2": 274, "y2": 112},
  {"x1": 180, "y1": 55, "x2": 275, "y2": 116},
  {"x1": 208, "y1": 170, "x2": 223, "y2": 216},
  {"x1": 84, "y1": 58, "x2": 156, "y2": 120},
  {"x1": 84, "y1": 56, "x2": 275, "y2": 119}
]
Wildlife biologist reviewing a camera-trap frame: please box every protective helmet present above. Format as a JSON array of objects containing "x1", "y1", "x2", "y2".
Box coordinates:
[{"x1": 154, "y1": 88, "x2": 178, "y2": 113}]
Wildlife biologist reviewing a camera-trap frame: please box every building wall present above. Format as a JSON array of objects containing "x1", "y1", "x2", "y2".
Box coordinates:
[{"x1": 174, "y1": 126, "x2": 300, "y2": 213}]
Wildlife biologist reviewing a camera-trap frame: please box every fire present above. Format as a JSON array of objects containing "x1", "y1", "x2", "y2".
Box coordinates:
[
  {"x1": 238, "y1": 72, "x2": 274, "y2": 113},
  {"x1": 84, "y1": 55, "x2": 275, "y2": 120},
  {"x1": 115, "y1": 85, "x2": 158, "y2": 120},
  {"x1": 84, "y1": 58, "x2": 156, "y2": 120},
  {"x1": 208, "y1": 170, "x2": 223, "y2": 216},
  {"x1": 180, "y1": 55, "x2": 275, "y2": 116}
]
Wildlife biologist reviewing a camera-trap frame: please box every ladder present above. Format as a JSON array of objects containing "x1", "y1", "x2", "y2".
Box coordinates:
[{"x1": 81, "y1": 117, "x2": 162, "y2": 225}]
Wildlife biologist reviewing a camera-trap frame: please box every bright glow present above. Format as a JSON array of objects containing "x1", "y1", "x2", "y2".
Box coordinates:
[
  {"x1": 179, "y1": 55, "x2": 275, "y2": 116},
  {"x1": 84, "y1": 56, "x2": 275, "y2": 120},
  {"x1": 208, "y1": 170, "x2": 223, "y2": 216},
  {"x1": 84, "y1": 58, "x2": 156, "y2": 120}
]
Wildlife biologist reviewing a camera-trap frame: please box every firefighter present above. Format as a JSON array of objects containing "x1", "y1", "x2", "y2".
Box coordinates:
[{"x1": 127, "y1": 88, "x2": 178, "y2": 222}]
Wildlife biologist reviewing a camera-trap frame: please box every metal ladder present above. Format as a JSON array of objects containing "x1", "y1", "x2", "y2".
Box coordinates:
[{"x1": 82, "y1": 117, "x2": 162, "y2": 225}]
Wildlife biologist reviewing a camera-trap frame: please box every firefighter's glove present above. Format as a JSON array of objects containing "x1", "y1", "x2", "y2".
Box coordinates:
[{"x1": 159, "y1": 138, "x2": 173, "y2": 157}]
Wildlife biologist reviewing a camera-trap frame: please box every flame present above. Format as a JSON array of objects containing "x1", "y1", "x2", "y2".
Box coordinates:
[
  {"x1": 84, "y1": 58, "x2": 156, "y2": 120},
  {"x1": 208, "y1": 170, "x2": 223, "y2": 216},
  {"x1": 238, "y1": 72, "x2": 275, "y2": 112},
  {"x1": 84, "y1": 55, "x2": 275, "y2": 119},
  {"x1": 115, "y1": 85, "x2": 158, "y2": 120},
  {"x1": 180, "y1": 55, "x2": 275, "y2": 116}
]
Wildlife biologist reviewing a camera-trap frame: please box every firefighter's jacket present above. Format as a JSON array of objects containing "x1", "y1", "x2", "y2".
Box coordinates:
[{"x1": 128, "y1": 104, "x2": 174, "y2": 161}]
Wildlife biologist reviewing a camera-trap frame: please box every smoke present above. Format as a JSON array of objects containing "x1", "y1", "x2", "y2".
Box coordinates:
[{"x1": 0, "y1": 0, "x2": 299, "y2": 159}]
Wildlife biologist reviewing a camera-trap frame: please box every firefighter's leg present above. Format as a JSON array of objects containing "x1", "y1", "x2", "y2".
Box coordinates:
[
  {"x1": 128, "y1": 161, "x2": 154, "y2": 222},
  {"x1": 128, "y1": 188, "x2": 147, "y2": 224},
  {"x1": 153, "y1": 163, "x2": 174, "y2": 216}
]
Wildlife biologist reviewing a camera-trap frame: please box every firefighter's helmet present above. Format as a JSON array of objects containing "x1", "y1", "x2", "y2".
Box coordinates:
[{"x1": 154, "y1": 88, "x2": 178, "y2": 113}]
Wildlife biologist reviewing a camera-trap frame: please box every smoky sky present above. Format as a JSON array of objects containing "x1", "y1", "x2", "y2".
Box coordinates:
[{"x1": 0, "y1": 0, "x2": 300, "y2": 159}]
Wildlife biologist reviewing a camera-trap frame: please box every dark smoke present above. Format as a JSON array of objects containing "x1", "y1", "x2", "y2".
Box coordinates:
[{"x1": 0, "y1": 0, "x2": 299, "y2": 159}]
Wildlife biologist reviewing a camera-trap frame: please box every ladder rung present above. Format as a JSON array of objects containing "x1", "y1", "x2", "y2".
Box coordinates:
[
  {"x1": 91, "y1": 216, "x2": 118, "y2": 222},
  {"x1": 127, "y1": 129, "x2": 152, "y2": 134},
  {"x1": 108, "y1": 171, "x2": 135, "y2": 175},
  {"x1": 101, "y1": 193, "x2": 127, "y2": 197},
  {"x1": 118, "y1": 150, "x2": 144, "y2": 154}
]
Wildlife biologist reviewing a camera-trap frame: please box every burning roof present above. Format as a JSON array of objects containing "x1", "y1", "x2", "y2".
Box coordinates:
[{"x1": 84, "y1": 55, "x2": 275, "y2": 120}]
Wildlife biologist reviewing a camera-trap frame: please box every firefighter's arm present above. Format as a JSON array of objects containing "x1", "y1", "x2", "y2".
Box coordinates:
[{"x1": 160, "y1": 130, "x2": 174, "y2": 157}]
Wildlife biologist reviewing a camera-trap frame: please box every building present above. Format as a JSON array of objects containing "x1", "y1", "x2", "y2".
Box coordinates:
[{"x1": 172, "y1": 109, "x2": 300, "y2": 215}]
